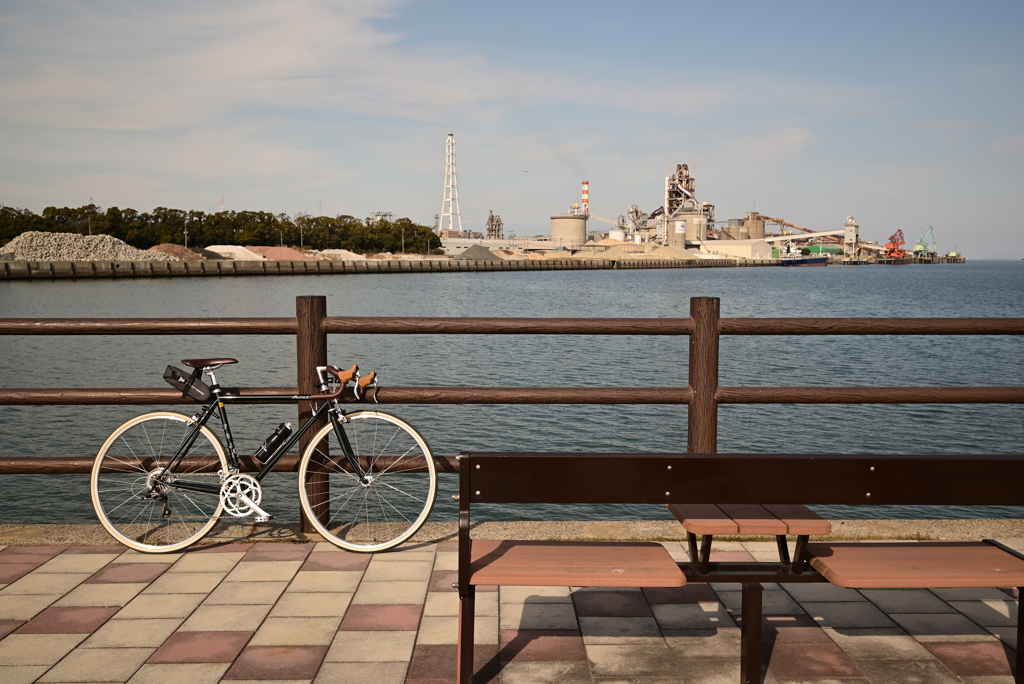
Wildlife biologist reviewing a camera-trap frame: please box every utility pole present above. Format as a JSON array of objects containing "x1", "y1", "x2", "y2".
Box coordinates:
[{"x1": 439, "y1": 134, "x2": 463, "y2": 234}]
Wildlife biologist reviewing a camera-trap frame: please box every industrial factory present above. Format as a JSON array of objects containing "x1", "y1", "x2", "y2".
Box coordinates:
[{"x1": 436, "y1": 134, "x2": 962, "y2": 265}]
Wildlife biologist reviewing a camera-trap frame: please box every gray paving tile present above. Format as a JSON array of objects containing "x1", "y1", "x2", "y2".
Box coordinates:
[
  {"x1": 142, "y1": 571, "x2": 225, "y2": 594},
  {"x1": 114, "y1": 592, "x2": 205, "y2": 619},
  {"x1": 323, "y1": 630, "x2": 416, "y2": 662},
  {"x1": 716, "y1": 589, "x2": 805, "y2": 615},
  {"x1": 496, "y1": 660, "x2": 590, "y2": 684},
  {"x1": 651, "y1": 602, "x2": 736, "y2": 630},
  {"x1": 55, "y1": 583, "x2": 147, "y2": 607},
  {"x1": 2, "y1": 573, "x2": 90, "y2": 595},
  {"x1": 167, "y1": 553, "x2": 244, "y2": 573},
  {"x1": 931, "y1": 587, "x2": 1016, "y2": 601},
  {"x1": 853, "y1": 657, "x2": 962, "y2": 683},
  {"x1": 0, "y1": 634, "x2": 87, "y2": 666},
  {"x1": 0, "y1": 594, "x2": 61, "y2": 620},
  {"x1": 823, "y1": 627, "x2": 935, "y2": 660},
  {"x1": 586, "y1": 643, "x2": 676, "y2": 678},
  {"x1": 35, "y1": 555, "x2": 118, "y2": 574},
  {"x1": 860, "y1": 589, "x2": 958, "y2": 614},
  {"x1": 81, "y1": 617, "x2": 183, "y2": 648},
  {"x1": 224, "y1": 560, "x2": 301, "y2": 582},
  {"x1": 800, "y1": 601, "x2": 897, "y2": 629},
  {"x1": 179, "y1": 603, "x2": 271, "y2": 631},
  {"x1": 362, "y1": 560, "x2": 432, "y2": 582},
  {"x1": 351, "y1": 581, "x2": 427, "y2": 605},
  {"x1": 889, "y1": 612, "x2": 994, "y2": 641},
  {"x1": 948, "y1": 599, "x2": 1018, "y2": 627},
  {"x1": 579, "y1": 616, "x2": 662, "y2": 644},
  {"x1": 784, "y1": 584, "x2": 866, "y2": 603},
  {"x1": 0, "y1": 665, "x2": 50, "y2": 684},
  {"x1": 313, "y1": 661, "x2": 408, "y2": 684},
  {"x1": 249, "y1": 616, "x2": 343, "y2": 646},
  {"x1": 664, "y1": 628, "x2": 741, "y2": 658},
  {"x1": 500, "y1": 585, "x2": 572, "y2": 604},
  {"x1": 416, "y1": 615, "x2": 497, "y2": 645},
  {"x1": 500, "y1": 602, "x2": 579, "y2": 630},
  {"x1": 38, "y1": 646, "x2": 154, "y2": 682},
  {"x1": 127, "y1": 663, "x2": 231, "y2": 684},
  {"x1": 286, "y1": 570, "x2": 361, "y2": 593},
  {"x1": 204, "y1": 580, "x2": 287, "y2": 605}
]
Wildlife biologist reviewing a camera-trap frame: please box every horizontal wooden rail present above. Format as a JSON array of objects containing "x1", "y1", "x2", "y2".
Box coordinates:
[
  {"x1": 0, "y1": 454, "x2": 460, "y2": 475},
  {"x1": 4, "y1": 386, "x2": 1021, "y2": 406},
  {"x1": 2, "y1": 317, "x2": 1021, "y2": 337},
  {"x1": 0, "y1": 318, "x2": 297, "y2": 335},
  {"x1": 717, "y1": 387, "x2": 1024, "y2": 404},
  {"x1": 720, "y1": 318, "x2": 1024, "y2": 336},
  {"x1": 0, "y1": 387, "x2": 694, "y2": 405}
]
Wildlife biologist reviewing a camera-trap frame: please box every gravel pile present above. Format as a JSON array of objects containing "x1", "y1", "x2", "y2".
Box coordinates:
[
  {"x1": 149, "y1": 243, "x2": 202, "y2": 260},
  {"x1": 0, "y1": 231, "x2": 181, "y2": 261}
]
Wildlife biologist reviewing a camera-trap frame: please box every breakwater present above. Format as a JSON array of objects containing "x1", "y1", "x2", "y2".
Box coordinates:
[{"x1": 0, "y1": 257, "x2": 780, "y2": 279}]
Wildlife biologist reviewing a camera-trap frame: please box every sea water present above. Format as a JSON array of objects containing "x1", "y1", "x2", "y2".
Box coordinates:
[{"x1": 0, "y1": 260, "x2": 1021, "y2": 523}]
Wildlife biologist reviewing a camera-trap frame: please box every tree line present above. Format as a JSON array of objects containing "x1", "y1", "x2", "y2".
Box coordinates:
[{"x1": 0, "y1": 204, "x2": 443, "y2": 254}]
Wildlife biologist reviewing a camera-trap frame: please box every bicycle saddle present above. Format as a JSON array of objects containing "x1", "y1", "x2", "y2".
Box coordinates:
[{"x1": 181, "y1": 358, "x2": 238, "y2": 369}]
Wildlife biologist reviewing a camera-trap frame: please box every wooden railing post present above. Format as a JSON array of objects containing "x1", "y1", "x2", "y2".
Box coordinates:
[
  {"x1": 297, "y1": 296, "x2": 329, "y2": 532},
  {"x1": 688, "y1": 297, "x2": 720, "y2": 453}
]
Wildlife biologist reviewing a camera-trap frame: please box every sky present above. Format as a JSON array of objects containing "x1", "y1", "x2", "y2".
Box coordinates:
[{"x1": 1, "y1": 0, "x2": 1022, "y2": 258}]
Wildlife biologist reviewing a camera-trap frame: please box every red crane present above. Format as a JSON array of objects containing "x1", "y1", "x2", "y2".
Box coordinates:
[{"x1": 884, "y1": 230, "x2": 907, "y2": 258}]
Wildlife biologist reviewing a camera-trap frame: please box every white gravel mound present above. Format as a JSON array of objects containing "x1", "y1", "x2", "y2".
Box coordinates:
[{"x1": 0, "y1": 232, "x2": 180, "y2": 261}]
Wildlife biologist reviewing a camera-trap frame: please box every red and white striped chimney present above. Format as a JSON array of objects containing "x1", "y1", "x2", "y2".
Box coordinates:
[{"x1": 581, "y1": 180, "x2": 589, "y2": 215}]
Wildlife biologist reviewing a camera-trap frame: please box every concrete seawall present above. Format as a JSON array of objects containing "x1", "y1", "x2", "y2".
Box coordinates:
[{"x1": 0, "y1": 257, "x2": 781, "y2": 279}]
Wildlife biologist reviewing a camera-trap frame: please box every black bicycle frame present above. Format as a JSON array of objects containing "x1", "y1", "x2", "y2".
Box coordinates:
[{"x1": 157, "y1": 382, "x2": 366, "y2": 497}]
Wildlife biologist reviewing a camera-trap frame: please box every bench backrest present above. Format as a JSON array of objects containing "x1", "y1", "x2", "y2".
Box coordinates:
[{"x1": 459, "y1": 452, "x2": 1024, "y2": 506}]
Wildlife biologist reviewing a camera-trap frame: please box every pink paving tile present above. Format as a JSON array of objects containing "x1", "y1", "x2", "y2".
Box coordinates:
[
  {"x1": 0, "y1": 620, "x2": 26, "y2": 640},
  {"x1": 338, "y1": 604, "x2": 423, "y2": 631},
  {"x1": 499, "y1": 630, "x2": 586, "y2": 661},
  {"x1": 765, "y1": 641, "x2": 864, "y2": 678},
  {"x1": 188, "y1": 543, "x2": 254, "y2": 554},
  {"x1": 149, "y1": 631, "x2": 254, "y2": 664},
  {"x1": 15, "y1": 606, "x2": 120, "y2": 634},
  {"x1": 1002, "y1": 587, "x2": 1020, "y2": 600},
  {"x1": 643, "y1": 584, "x2": 718, "y2": 604},
  {"x1": 572, "y1": 590, "x2": 653, "y2": 617},
  {"x1": 85, "y1": 562, "x2": 171, "y2": 584},
  {"x1": 301, "y1": 552, "x2": 371, "y2": 572},
  {"x1": 0, "y1": 546, "x2": 67, "y2": 559},
  {"x1": 240, "y1": 543, "x2": 314, "y2": 562},
  {"x1": 222, "y1": 645, "x2": 328, "y2": 680},
  {"x1": 61, "y1": 545, "x2": 126, "y2": 554},
  {"x1": 924, "y1": 641, "x2": 1017, "y2": 677},
  {"x1": 0, "y1": 564, "x2": 39, "y2": 584},
  {"x1": 407, "y1": 644, "x2": 499, "y2": 683},
  {"x1": 430, "y1": 570, "x2": 496, "y2": 592},
  {"x1": 437, "y1": 541, "x2": 458, "y2": 552}
]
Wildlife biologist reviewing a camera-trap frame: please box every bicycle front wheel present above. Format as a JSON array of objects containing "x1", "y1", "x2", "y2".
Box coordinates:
[
  {"x1": 91, "y1": 412, "x2": 228, "y2": 553},
  {"x1": 298, "y1": 411, "x2": 437, "y2": 552}
]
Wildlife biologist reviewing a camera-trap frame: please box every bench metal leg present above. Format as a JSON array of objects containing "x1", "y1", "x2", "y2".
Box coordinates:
[
  {"x1": 700, "y1": 534, "x2": 714, "y2": 575},
  {"x1": 775, "y1": 535, "x2": 791, "y2": 566},
  {"x1": 687, "y1": 532, "x2": 700, "y2": 566},
  {"x1": 791, "y1": 535, "x2": 810, "y2": 575},
  {"x1": 740, "y1": 582, "x2": 763, "y2": 684},
  {"x1": 457, "y1": 586, "x2": 476, "y2": 684},
  {"x1": 1016, "y1": 587, "x2": 1022, "y2": 684}
]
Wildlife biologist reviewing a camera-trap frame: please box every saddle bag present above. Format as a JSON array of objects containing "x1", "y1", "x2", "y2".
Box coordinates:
[{"x1": 163, "y1": 365, "x2": 213, "y2": 402}]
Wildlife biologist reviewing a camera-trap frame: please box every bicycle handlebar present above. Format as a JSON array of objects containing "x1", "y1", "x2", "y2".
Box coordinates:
[{"x1": 307, "y1": 364, "x2": 359, "y2": 401}]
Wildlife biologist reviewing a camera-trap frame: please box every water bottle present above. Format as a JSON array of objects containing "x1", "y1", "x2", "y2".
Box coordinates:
[{"x1": 253, "y1": 422, "x2": 292, "y2": 464}]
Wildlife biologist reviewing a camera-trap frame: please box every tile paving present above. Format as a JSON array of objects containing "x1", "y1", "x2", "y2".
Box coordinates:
[{"x1": 0, "y1": 539, "x2": 1017, "y2": 683}]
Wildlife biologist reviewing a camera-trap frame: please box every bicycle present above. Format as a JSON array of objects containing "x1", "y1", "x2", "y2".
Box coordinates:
[{"x1": 90, "y1": 358, "x2": 437, "y2": 554}]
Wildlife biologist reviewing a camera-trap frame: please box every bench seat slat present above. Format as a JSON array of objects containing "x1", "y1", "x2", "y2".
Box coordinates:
[
  {"x1": 666, "y1": 503, "x2": 739, "y2": 534},
  {"x1": 717, "y1": 503, "x2": 789, "y2": 535},
  {"x1": 762, "y1": 504, "x2": 832, "y2": 535},
  {"x1": 468, "y1": 540, "x2": 685, "y2": 588},
  {"x1": 809, "y1": 542, "x2": 1024, "y2": 588}
]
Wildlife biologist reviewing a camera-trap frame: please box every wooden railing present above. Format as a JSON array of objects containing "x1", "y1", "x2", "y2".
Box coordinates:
[{"x1": 1, "y1": 295, "x2": 1022, "y2": 529}]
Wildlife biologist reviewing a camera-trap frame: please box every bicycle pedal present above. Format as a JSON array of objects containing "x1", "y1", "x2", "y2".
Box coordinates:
[{"x1": 254, "y1": 515, "x2": 274, "y2": 523}]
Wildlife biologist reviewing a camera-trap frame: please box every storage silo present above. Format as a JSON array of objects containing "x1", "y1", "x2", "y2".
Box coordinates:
[
  {"x1": 551, "y1": 214, "x2": 587, "y2": 246},
  {"x1": 744, "y1": 212, "x2": 765, "y2": 239}
]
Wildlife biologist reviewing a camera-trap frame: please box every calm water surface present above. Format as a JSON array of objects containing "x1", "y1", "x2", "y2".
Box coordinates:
[{"x1": 1, "y1": 260, "x2": 1021, "y2": 523}]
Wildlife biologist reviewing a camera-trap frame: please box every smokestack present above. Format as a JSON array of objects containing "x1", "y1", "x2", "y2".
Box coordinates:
[{"x1": 581, "y1": 180, "x2": 589, "y2": 215}]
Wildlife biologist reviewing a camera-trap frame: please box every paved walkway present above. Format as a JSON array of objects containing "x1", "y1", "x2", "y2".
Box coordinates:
[{"x1": 0, "y1": 539, "x2": 1019, "y2": 684}]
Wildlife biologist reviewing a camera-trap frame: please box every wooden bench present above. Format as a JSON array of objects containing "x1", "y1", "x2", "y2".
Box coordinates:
[{"x1": 458, "y1": 452, "x2": 1024, "y2": 684}]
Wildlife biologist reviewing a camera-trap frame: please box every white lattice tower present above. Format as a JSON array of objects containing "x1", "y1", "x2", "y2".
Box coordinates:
[{"x1": 439, "y1": 134, "x2": 463, "y2": 233}]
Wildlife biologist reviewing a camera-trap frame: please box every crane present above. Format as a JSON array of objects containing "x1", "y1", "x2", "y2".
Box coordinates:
[
  {"x1": 884, "y1": 230, "x2": 907, "y2": 258},
  {"x1": 913, "y1": 226, "x2": 936, "y2": 256}
]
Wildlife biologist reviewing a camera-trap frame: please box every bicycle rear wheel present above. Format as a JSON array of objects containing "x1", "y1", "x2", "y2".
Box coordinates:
[
  {"x1": 91, "y1": 412, "x2": 228, "y2": 553},
  {"x1": 298, "y1": 411, "x2": 437, "y2": 552}
]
